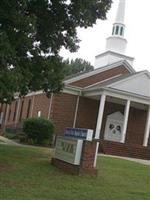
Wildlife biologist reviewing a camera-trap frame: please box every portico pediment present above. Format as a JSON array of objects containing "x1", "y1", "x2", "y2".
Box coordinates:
[{"x1": 107, "y1": 71, "x2": 150, "y2": 98}]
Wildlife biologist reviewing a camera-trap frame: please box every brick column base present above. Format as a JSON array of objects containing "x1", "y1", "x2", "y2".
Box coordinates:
[{"x1": 51, "y1": 140, "x2": 98, "y2": 177}]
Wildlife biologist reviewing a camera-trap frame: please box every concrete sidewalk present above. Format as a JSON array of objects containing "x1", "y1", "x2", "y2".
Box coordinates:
[
  {"x1": 0, "y1": 136, "x2": 20, "y2": 146},
  {"x1": 100, "y1": 154, "x2": 150, "y2": 166},
  {"x1": 0, "y1": 136, "x2": 52, "y2": 151}
]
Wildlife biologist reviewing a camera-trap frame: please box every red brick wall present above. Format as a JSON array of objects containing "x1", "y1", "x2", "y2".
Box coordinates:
[
  {"x1": 70, "y1": 66, "x2": 129, "y2": 87},
  {"x1": 100, "y1": 140, "x2": 150, "y2": 160},
  {"x1": 2, "y1": 91, "x2": 149, "y2": 149},
  {"x1": 80, "y1": 141, "x2": 97, "y2": 169},
  {"x1": 51, "y1": 93, "x2": 78, "y2": 135},
  {"x1": 18, "y1": 97, "x2": 33, "y2": 121},
  {"x1": 6, "y1": 100, "x2": 18, "y2": 126},
  {"x1": 126, "y1": 108, "x2": 147, "y2": 145},
  {"x1": 75, "y1": 97, "x2": 99, "y2": 131},
  {"x1": 4, "y1": 93, "x2": 51, "y2": 128},
  {"x1": 32, "y1": 94, "x2": 50, "y2": 118}
]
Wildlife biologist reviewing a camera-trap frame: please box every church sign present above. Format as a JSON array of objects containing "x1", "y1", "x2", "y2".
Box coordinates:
[
  {"x1": 64, "y1": 128, "x2": 93, "y2": 141},
  {"x1": 54, "y1": 136, "x2": 83, "y2": 165}
]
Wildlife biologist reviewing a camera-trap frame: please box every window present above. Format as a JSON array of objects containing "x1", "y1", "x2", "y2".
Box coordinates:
[
  {"x1": 112, "y1": 26, "x2": 115, "y2": 35},
  {"x1": 13, "y1": 101, "x2": 18, "y2": 121},
  {"x1": 120, "y1": 27, "x2": 124, "y2": 36},
  {"x1": 37, "y1": 111, "x2": 41, "y2": 117},
  {"x1": 3, "y1": 105, "x2": 7, "y2": 122},
  {"x1": 115, "y1": 26, "x2": 119, "y2": 35},
  {"x1": 26, "y1": 99, "x2": 31, "y2": 118},
  {"x1": 19, "y1": 100, "x2": 24, "y2": 121},
  {"x1": 8, "y1": 107, "x2": 11, "y2": 122}
]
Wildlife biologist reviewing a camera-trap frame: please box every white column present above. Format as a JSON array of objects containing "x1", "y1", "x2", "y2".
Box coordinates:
[
  {"x1": 48, "y1": 93, "x2": 53, "y2": 120},
  {"x1": 94, "y1": 94, "x2": 106, "y2": 167},
  {"x1": 121, "y1": 100, "x2": 130, "y2": 143},
  {"x1": 95, "y1": 94, "x2": 106, "y2": 139},
  {"x1": 30, "y1": 95, "x2": 35, "y2": 117},
  {"x1": 143, "y1": 106, "x2": 150, "y2": 147},
  {"x1": 73, "y1": 95, "x2": 80, "y2": 128}
]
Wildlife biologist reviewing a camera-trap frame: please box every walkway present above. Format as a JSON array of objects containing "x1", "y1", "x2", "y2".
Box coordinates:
[
  {"x1": 0, "y1": 136, "x2": 20, "y2": 145},
  {"x1": 100, "y1": 154, "x2": 150, "y2": 166},
  {"x1": 0, "y1": 136, "x2": 52, "y2": 151}
]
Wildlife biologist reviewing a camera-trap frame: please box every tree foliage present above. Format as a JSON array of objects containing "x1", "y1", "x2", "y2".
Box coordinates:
[
  {"x1": 0, "y1": 0, "x2": 112, "y2": 103},
  {"x1": 63, "y1": 58, "x2": 94, "y2": 77}
]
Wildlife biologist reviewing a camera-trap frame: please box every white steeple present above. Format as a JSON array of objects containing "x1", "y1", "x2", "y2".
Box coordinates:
[
  {"x1": 94, "y1": 0, "x2": 134, "y2": 68},
  {"x1": 106, "y1": 0, "x2": 127, "y2": 54}
]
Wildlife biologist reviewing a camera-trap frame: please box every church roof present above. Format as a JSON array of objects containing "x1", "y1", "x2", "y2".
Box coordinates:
[
  {"x1": 84, "y1": 70, "x2": 150, "y2": 99},
  {"x1": 64, "y1": 60, "x2": 135, "y2": 85},
  {"x1": 84, "y1": 71, "x2": 142, "y2": 90}
]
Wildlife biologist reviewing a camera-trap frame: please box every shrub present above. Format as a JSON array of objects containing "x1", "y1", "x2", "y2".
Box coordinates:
[{"x1": 23, "y1": 117, "x2": 54, "y2": 145}]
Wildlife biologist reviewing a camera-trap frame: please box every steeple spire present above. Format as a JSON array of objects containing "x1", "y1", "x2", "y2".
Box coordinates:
[
  {"x1": 106, "y1": 0, "x2": 127, "y2": 54},
  {"x1": 115, "y1": 0, "x2": 126, "y2": 24}
]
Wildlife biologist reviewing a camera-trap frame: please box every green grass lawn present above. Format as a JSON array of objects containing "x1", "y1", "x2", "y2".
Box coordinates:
[{"x1": 0, "y1": 144, "x2": 150, "y2": 200}]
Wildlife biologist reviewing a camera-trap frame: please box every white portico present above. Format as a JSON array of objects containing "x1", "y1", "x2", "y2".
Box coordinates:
[{"x1": 83, "y1": 70, "x2": 150, "y2": 148}]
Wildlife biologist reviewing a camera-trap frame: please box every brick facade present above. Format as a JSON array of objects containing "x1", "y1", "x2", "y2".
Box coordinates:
[
  {"x1": 75, "y1": 97, "x2": 99, "y2": 131},
  {"x1": 51, "y1": 93, "x2": 78, "y2": 135},
  {"x1": 3, "y1": 94, "x2": 51, "y2": 128},
  {"x1": 3, "y1": 93, "x2": 78, "y2": 135},
  {"x1": 32, "y1": 94, "x2": 50, "y2": 118},
  {"x1": 126, "y1": 108, "x2": 147, "y2": 145},
  {"x1": 99, "y1": 140, "x2": 150, "y2": 160},
  {"x1": 1, "y1": 94, "x2": 149, "y2": 151}
]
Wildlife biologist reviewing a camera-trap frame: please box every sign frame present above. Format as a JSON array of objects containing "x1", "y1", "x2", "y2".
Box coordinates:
[{"x1": 54, "y1": 136, "x2": 83, "y2": 165}]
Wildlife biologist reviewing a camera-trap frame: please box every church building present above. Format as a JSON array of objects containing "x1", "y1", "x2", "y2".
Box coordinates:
[{"x1": 0, "y1": 0, "x2": 150, "y2": 159}]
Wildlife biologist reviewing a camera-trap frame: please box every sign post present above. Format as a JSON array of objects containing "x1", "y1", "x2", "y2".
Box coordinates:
[{"x1": 51, "y1": 128, "x2": 98, "y2": 176}]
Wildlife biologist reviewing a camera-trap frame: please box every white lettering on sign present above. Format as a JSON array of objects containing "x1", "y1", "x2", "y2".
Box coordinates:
[
  {"x1": 61, "y1": 141, "x2": 74, "y2": 154},
  {"x1": 54, "y1": 136, "x2": 83, "y2": 165}
]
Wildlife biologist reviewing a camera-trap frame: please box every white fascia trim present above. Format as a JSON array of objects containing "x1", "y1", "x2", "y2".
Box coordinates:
[
  {"x1": 84, "y1": 87, "x2": 150, "y2": 105},
  {"x1": 64, "y1": 83, "x2": 82, "y2": 90},
  {"x1": 95, "y1": 51, "x2": 134, "y2": 62},
  {"x1": 14, "y1": 90, "x2": 43, "y2": 99},
  {"x1": 64, "y1": 60, "x2": 135, "y2": 85},
  {"x1": 14, "y1": 85, "x2": 81, "y2": 100},
  {"x1": 63, "y1": 86, "x2": 81, "y2": 96},
  {"x1": 103, "y1": 87, "x2": 150, "y2": 105},
  {"x1": 107, "y1": 70, "x2": 150, "y2": 88}
]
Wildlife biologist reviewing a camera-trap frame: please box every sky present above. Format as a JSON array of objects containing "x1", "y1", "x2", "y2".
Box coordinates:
[{"x1": 60, "y1": 0, "x2": 150, "y2": 72}]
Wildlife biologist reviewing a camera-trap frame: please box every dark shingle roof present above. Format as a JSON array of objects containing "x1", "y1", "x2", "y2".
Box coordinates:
[{"x1": 86, "y1": 71, "x2": 143, "y2": 90}]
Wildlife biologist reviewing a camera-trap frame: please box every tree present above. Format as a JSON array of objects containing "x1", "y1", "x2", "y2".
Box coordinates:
[
  {"x1": 0, "y1": 0, "x2": 112, "y2": 103},
  {"x1": 63, "y1": 58, "x2": 94, "y2": 77}
]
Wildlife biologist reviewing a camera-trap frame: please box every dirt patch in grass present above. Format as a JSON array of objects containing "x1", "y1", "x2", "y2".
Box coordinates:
[
  {"x1": 0, "y1": 163, "x2": 14, "y2": 173},
  {"x1": 0, "y1": 180, "x2": 19, "y2": 188}
]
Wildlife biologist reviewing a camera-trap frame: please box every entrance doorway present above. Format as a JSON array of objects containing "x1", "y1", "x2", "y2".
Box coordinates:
[{"x1": 104, "y1": 111, "x2": 124, "y2": 142}]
